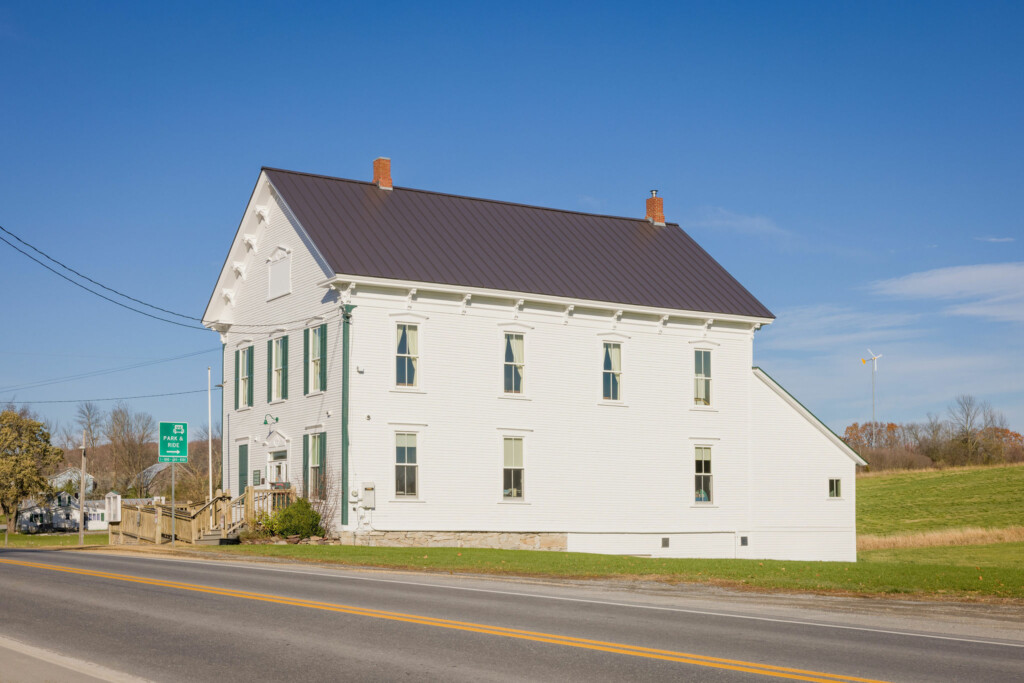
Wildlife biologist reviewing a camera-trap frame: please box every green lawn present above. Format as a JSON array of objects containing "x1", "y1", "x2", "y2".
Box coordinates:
[
  {"x1": 198, "y1": 544, "x2": 1024, "y2": 600},
  {"x1": 1, "y1": 533, "x2": 108, "y2": 548},
  {"x1": 860, "y1": 542, "x2": 1024, "y2": 570},
  {"x1": 857, "y1": 464, "x2": 1024, "y2": 536}
]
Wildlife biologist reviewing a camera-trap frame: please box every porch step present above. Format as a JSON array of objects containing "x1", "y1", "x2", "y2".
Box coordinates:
[{"x1": 194, "y1": 533, "x2": 240, "y2": 546}]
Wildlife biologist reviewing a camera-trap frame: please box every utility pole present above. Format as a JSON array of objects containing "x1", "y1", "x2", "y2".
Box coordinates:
[
  {"x1": 208, "y1": 366, "x2": 213, "y2": 502},
  {"x1": 78, "y1": 428, "x2": 86, "y2": 546}
]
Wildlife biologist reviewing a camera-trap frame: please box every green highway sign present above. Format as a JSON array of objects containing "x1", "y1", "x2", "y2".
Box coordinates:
[{"x1": 159, "y1": 422, "x2": 188, "y2": 463}]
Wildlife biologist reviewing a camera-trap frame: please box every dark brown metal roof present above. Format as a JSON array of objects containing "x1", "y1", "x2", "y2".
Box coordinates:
[{"x1": 264, "y1": 168, "x2": 774, "y2": 319}]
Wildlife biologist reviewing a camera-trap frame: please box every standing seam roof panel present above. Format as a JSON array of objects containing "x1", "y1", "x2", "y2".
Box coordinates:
[{"x1": 262, "y1": 168, "x2": 774, "y2": 319}]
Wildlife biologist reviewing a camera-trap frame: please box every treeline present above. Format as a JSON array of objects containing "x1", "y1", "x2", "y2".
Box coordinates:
[
  {"x1": 844, "y1": 395, "x2": 1024, "y2": 470},
  {"x1": 27, "y1": 400, "x2": 221, "y2": 501}
]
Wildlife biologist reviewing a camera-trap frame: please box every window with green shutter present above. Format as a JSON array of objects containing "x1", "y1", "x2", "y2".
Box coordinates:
[
  {"x1": 269, "y1": 336, "x2": 289, "y2": 401},
  {"x1": 305, "y1": 432, "x2": 325, "y2": 499},
  {"x1": 238, "y1": 346, "x2": 254, "y2": 408}
]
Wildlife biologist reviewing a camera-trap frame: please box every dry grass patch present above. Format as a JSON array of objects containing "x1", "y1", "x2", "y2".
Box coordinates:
[{"x1": 859, "y1": 526, "x2": 1024, "y2": 551}]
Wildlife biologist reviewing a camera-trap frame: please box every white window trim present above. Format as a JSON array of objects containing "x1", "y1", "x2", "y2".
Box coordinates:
[
  {"x1": 266, "y1": 444, "x2": 291, "y2": 486},
  {"x1": 500, "y1": 434, "x2": 526, "y2": 503},
  {"x1": 392, "y1": 319, "x2": 423, "y2": 391},
  {"x1": 693, "y1": 444, "x2": 714, "y2": 506},
  {"x1": 599, "y1": 338, "x2": 625, "y2": 404},
  {"x1": 238, "y1": 346, "x2": 253, "y2": 409},
  {"x1": 308, "y1": 325, "x2": 323, "y2": 394},
  {"x1": 501, "y1": 329, "x2": 527, "y2": 398},
  {"x1": 307, "y1": 432, "x2": 324, "y2": 501},
  {"x1": 828, "y1": 478, "x2": 843, "y2": 500},
  {"x1": 693, "y1": 347, "x2": 713, "y2": 409},
  {"x1": 271, "y1": 336, "x2": 286, "y2": 402},
  {"x1": 393, "y1": 429, "x2": 420, "y2": 501}
]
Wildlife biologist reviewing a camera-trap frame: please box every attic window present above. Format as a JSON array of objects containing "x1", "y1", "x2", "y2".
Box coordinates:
[{"x1": 267, "y1": 247, "x2": 291, "y2": 300}]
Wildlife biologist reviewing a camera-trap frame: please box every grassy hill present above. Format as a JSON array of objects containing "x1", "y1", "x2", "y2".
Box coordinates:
[{"x1": 857, "y1": 463, "x2": 1024, "y2": 537}]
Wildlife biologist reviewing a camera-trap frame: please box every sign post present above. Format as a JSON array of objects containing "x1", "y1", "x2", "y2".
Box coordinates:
[{"x1": 159, "y1": 422, "x2": 188, "y2": 546}]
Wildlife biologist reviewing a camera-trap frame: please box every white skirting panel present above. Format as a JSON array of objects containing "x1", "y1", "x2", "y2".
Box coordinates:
[{"x1": 567, "y1": 532, "x2": 737, "y2": 558}]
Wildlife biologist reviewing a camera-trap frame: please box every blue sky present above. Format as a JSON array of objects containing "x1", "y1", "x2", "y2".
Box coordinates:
[{"x1": 1, "y1": 1, "x2": 1021, "y2": 438}]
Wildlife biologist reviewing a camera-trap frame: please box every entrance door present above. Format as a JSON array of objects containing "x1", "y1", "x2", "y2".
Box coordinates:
[{"x1": 238, "y1": 444, "x2": 248, "y2": 495}]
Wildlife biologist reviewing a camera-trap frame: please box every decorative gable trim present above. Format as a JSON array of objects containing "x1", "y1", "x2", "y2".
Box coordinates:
[
  {"x1": 266, "y1": 245, "x2": 292, "y2": 263},
  {"x1": 497, "y1": 321, "x2": 534, "y2": 332},
  {"x1": 243, "y1": 233, "x2": 259, "y2": 253}
]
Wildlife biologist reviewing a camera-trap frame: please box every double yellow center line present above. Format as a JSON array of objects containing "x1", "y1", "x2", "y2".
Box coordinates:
[{"x1": 0, "y1": 558, "x2": 888, "y2": 683}]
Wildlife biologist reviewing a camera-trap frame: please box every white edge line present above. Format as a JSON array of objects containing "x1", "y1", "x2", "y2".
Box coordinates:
[
  {"x1": 0, "y1": 633, "x2": 153, "y2": 683},
  {"x1": 77, "y1": 552, "x2": 1024, "y2": 650}
]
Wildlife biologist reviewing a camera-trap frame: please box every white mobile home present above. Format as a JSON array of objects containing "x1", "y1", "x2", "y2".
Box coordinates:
[{"x1": 202, "y1": 159, "x2": 864, "y2": 561}]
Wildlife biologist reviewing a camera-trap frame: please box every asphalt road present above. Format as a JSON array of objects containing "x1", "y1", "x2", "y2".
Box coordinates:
[{"x1": 0, "y1": 549, "x2": 1021, "y2": 682}]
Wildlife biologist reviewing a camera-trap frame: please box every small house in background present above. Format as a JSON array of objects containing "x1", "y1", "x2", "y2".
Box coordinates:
[
  {"x1": 48, "y1": 469, "x2": 96, "y2": 496},
  {"x1": 202, "y1": 159, "x2": 866, "y2": 561}
]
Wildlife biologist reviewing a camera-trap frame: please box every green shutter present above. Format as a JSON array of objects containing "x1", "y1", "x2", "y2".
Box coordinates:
[
  {"x1": 302, "y1": 434, "x2": 309, "y2": 499},
  {"x1": 319, "y1": 431, "x2": 326, "y2": 495},
  {"x1": 303, "y1": 328, "x2": 310, "y2": 395},
  {"x1": 319, "y1": 323, "x2": 328, "y2": 391},
  {"x1": 267, "y1": 339, "x2": 273, "y2": 404},
  {"x1": 234, "y1": 350, "x2": 239, "y2": 410},
  {"x1": 238, "y1": 445, "x2": 248, "y2": 496},
  {"x1": 281, "y1": 335, "x2": 289, "y2": 400},
  {"x1": 247, "y1": 345, "x2": 254, "y2": 407}
]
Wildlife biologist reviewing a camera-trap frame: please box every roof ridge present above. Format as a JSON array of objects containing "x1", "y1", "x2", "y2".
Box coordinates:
[{"x1": 261, "y1": 166, "x2": 682, "y2": 227}]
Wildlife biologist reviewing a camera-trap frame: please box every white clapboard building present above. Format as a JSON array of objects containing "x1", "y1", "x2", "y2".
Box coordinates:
[{"x1": 203, "y1": 159, "x2": 865, "y2": 561}]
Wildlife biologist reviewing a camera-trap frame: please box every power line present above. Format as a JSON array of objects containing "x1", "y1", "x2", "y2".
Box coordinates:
[
  {"x1": 0, "y1": 231, "x2": 208, "y2": 331},
  {"x1": 0, "y1": 224, "x2": 200, "y2": 320},
  {"x1": 3, "y1": 388, "x2": 221, "y2": 405},
  {"x1": 0, "y1": 347, "x2": 220, "y2": 394},
  {"x1": 0, "y1": 224, "x2": 343, "y2": 333}
]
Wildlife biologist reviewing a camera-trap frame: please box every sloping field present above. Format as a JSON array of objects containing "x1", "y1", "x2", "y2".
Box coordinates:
[{"x1": 857, "y1": 463, "x2": 1024, "y2": 537}]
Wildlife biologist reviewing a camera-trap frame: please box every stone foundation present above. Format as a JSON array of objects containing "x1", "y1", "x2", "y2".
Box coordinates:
[{"x1": 338, "y1": 530, "x2": 568, "y2": 551}]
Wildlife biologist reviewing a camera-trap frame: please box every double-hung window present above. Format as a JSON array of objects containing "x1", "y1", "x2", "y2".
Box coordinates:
[
  {"x1": 694, "y1": 446, "x2": 712, "y2": 503},
  {"x1": 268, "y1": 336, "x2": 288, "y2": 402},
  {"x1": 602, "y1": 342, "x2": 622, "y2": 401},
  {"x1": 694, "y1": 350, "x2": 712, "y2": 406},
  {"x1": 235, "y1": 345, "x2": 254, "y2": 409},
  {"x1": 396, "y1": 323, "x2": 419, "y2": 387},
  {"x1": 304, "y1": 432, "x2": 325, "y2": 499},
  {"x1": 304, "y1": 324, "x2": 327, "y2": 394},
  {"x1": 395, "y1": 433, "x2": 418, "y2": 497},
  {"x1": 503, "y1": 437, "x2": 524, "y2": 499},
  {"x1": 829, "y1": 478, "x2": 842, "y2": 498},
  {"x1": 503, "y1": 333, "x2": 525, "y2": 394}
]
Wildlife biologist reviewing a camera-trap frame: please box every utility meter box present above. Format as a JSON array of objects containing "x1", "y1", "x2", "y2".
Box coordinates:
[{"x1": 361, "y1": 482, "x2": 376, "y2": 509}]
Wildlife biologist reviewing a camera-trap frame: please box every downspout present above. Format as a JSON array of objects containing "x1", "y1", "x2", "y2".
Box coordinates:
[{"x1": 341, "y1": 304, "x2": 355, "y2": 526}]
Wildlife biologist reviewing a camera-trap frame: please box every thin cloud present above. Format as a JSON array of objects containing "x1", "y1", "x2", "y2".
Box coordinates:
[
  {"x1": 870, "y1": 262, "x2": 1024, "y2": 323},
  {"x1": 758, "y1": 304, "x2": 922, "y2": 353},
  {"x1": 974, "y1": 236, "x2": 1015, "y2": 243},
  {"x1": 682, "y1": 207, "x2": 792, "y2": 239}
]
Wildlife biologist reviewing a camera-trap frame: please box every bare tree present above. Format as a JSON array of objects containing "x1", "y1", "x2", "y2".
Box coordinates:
[
  {"x1": 55, "y1": 423, "x2": 81, "y2": 452},
  {"x1": 104, "y1": 402, "x2": 156, "y2": 495},
  {"x1": 175, "y1": 423, "x2": 224, "y2": 503},
  {"x1": 76, "y1": 401, "x2": 105, "y2": 448},
  {"x1": 308, "y1": 455, "x2": 340, "y2": 538}
]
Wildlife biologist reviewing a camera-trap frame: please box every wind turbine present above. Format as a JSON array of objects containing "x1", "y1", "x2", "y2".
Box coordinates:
[{"x1": 861, "y1": 348, "x2": 882, "y2": 426}]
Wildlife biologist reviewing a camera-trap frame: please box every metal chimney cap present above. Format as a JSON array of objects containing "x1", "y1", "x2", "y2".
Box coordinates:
[{"x1": 650, "y1": 190, "x2": 658, "y2": 197}]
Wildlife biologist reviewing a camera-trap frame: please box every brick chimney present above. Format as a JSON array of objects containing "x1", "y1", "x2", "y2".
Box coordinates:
[
  {"x1": 645, "y1": 190, "x2": 664, "y2": 226},
  {"x1": 373, "y1": 157, "x2": 392, "y2": 190}
]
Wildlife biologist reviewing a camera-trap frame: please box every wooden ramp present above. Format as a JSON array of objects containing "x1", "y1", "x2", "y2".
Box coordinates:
[{"x1": 109, "y1": 487, "x2": 297, "y2": 545}]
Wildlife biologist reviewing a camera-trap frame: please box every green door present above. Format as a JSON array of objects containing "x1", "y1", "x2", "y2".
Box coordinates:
[{"x1": 238, "y1": 444, "x2": 248, "y2": 496}]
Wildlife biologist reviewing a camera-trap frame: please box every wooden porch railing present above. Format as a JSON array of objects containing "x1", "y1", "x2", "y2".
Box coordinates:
[{"x1": 109, "y1": 486, "x2": 297, "y2": 545}]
